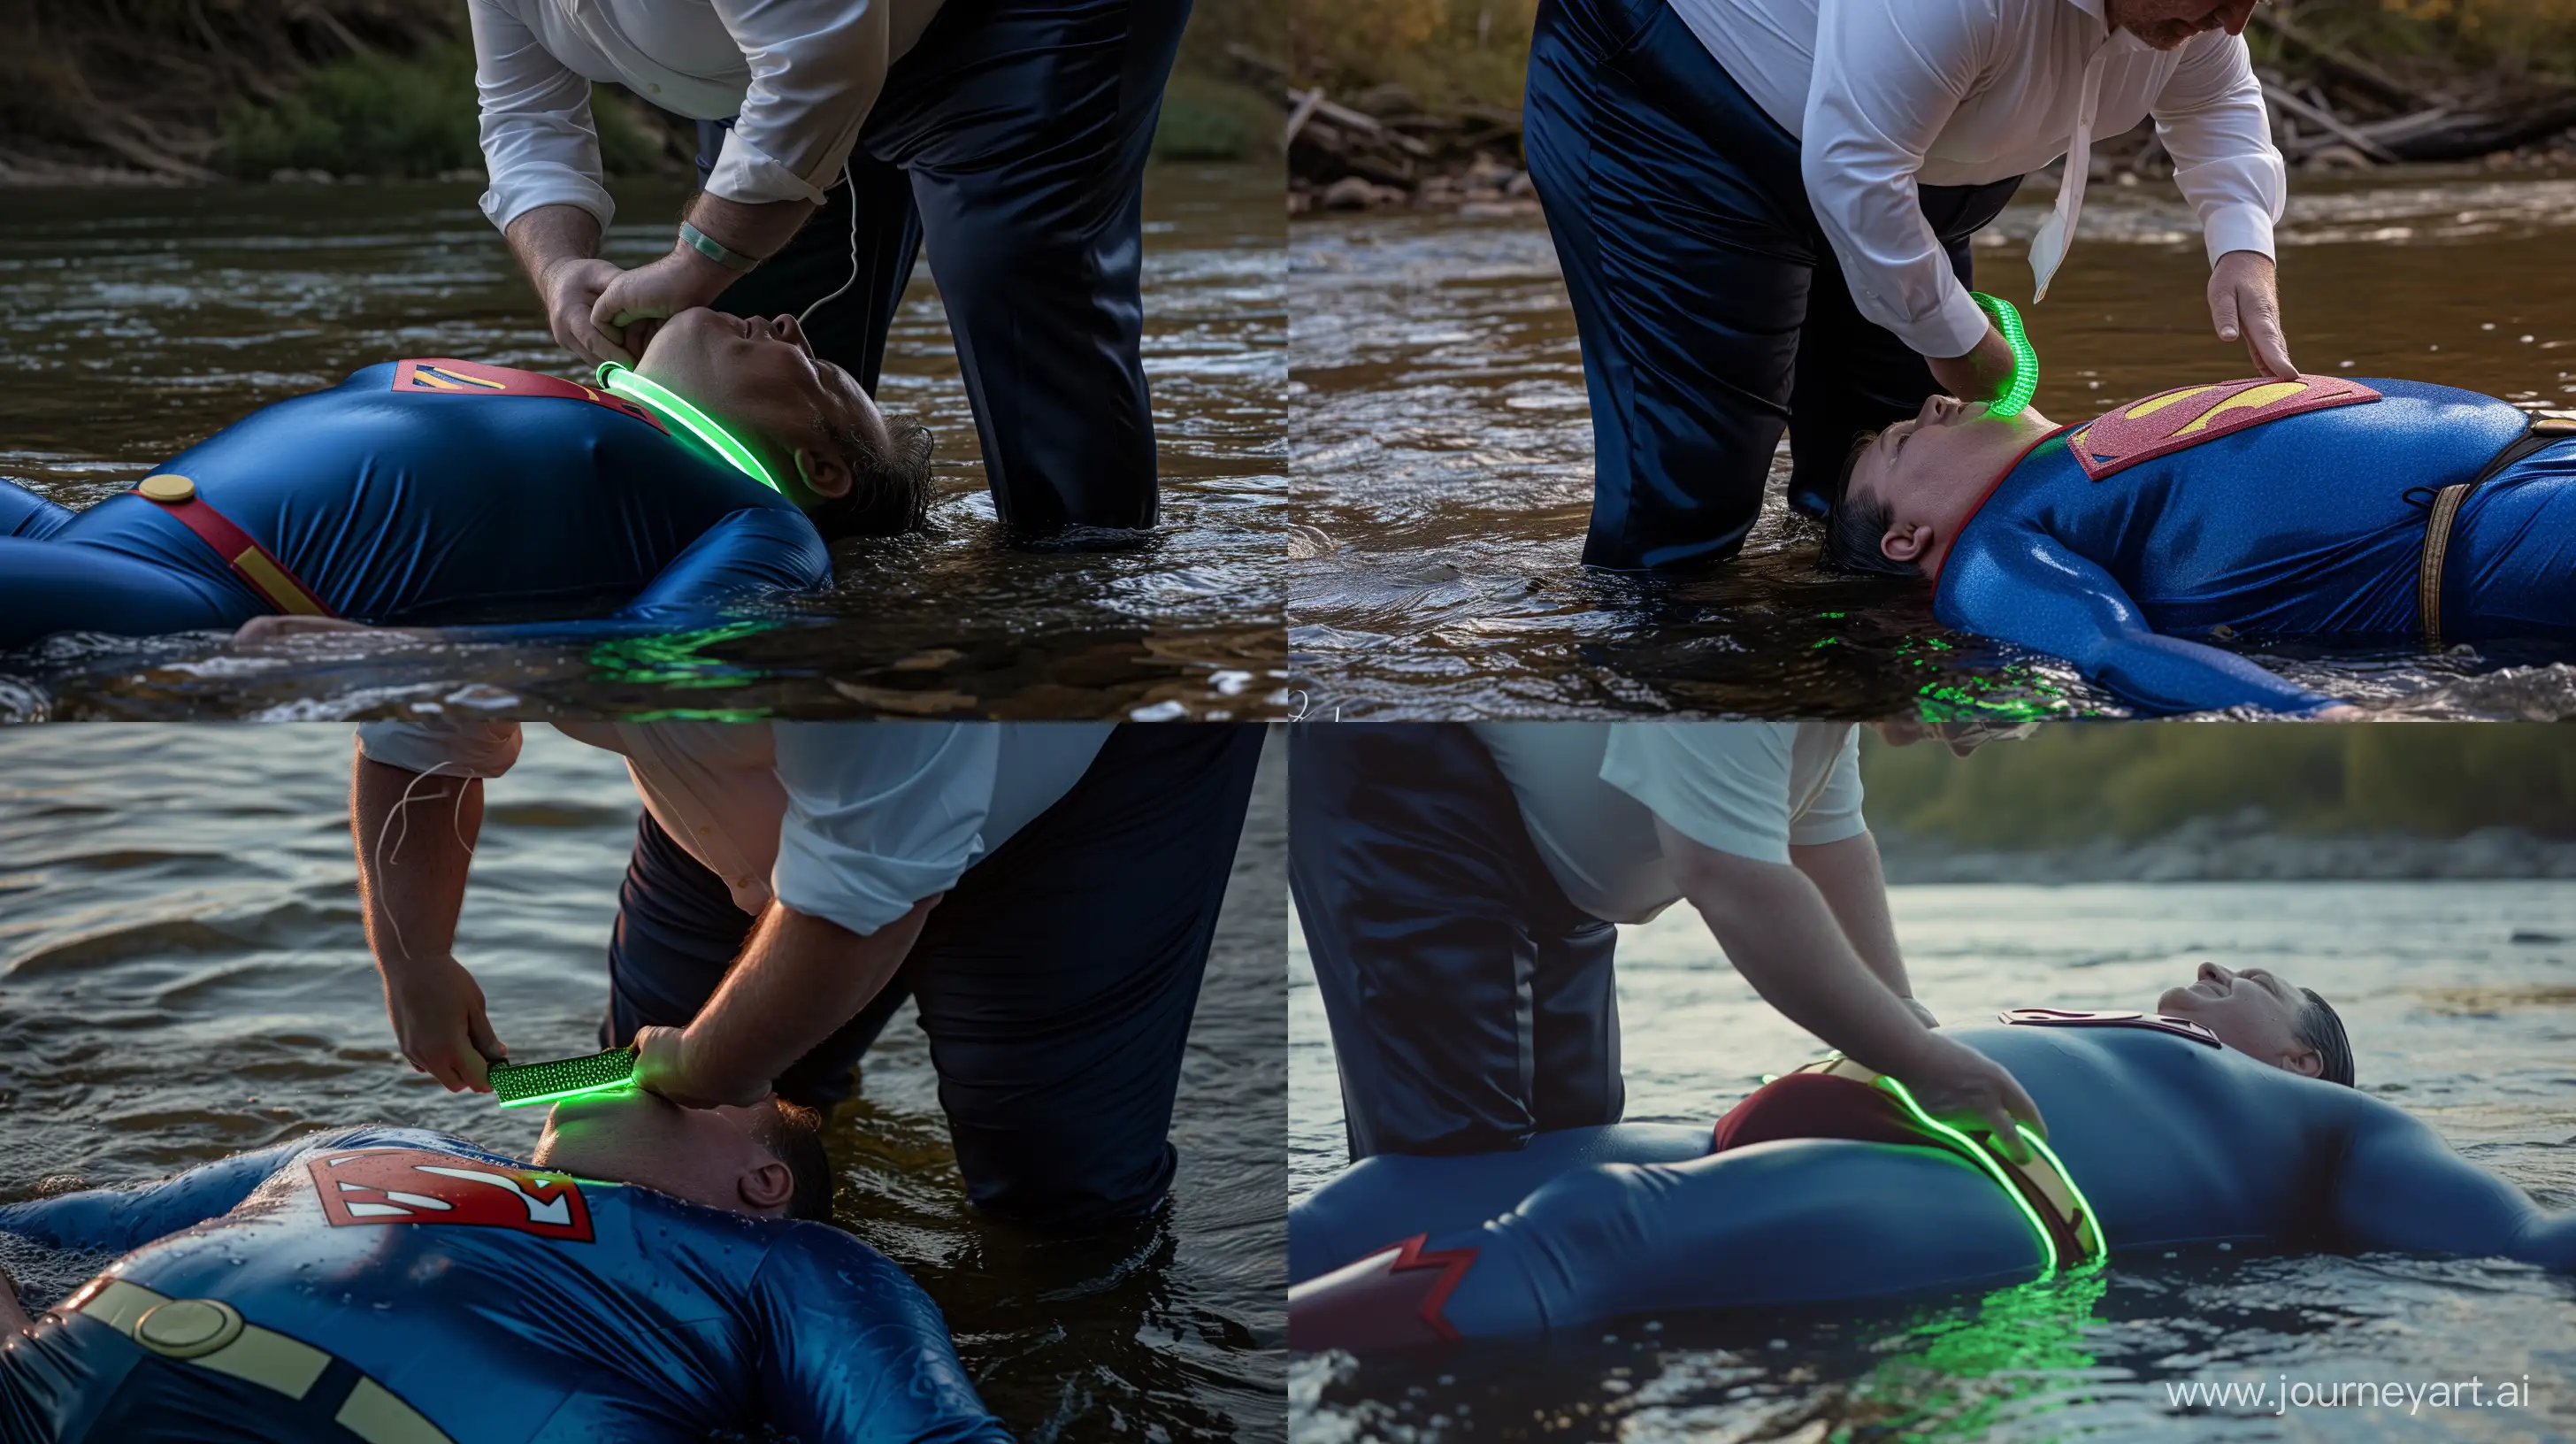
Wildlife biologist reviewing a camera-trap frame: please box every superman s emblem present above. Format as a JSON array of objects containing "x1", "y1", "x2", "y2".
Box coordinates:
[
  {"x1": 308, "y1": 1148, "x2": 595, "y2": 1242},
  {"x1": 2066, "y1": 374, "x2": 2380, "y2": 481}
]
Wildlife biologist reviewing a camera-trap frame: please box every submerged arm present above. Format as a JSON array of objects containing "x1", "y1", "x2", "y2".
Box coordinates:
[
  {"x1": 752, "y1": 1234, "x2": 1016, "y2": 1443},
  {"x1": 1939, "y1": 531, "x2": 2343, "y2": 716},
  {"x1": 2326, "y1": 1102, "x2": 2576, "y2": 1272}
]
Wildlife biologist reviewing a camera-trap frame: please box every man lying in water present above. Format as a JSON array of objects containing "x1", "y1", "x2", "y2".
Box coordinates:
[
  {"x1": 0, "y1": 1089, "x2": 1008, "y2": 1442},
  {"x1": 1287, "y1": 962, "x2": 2576, "y2": 1349},
  {"x1": 1820, "y1": 375, "x2": 2576, "y2": 715},
  {"x1": 0, "y1": 310, "x2": 933, "y2": 652}
]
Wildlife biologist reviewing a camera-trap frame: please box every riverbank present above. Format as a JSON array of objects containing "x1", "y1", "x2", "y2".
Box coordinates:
[
  {"x1": 1289, "y1": 0, "x2": 2576, "y2": 211},
  {"x1": 1878, "y1": 812, "x2": 2576, "y2": 884},
  {"x1": 0, "y1": 0, "x2": 1280, "y2": 187}
]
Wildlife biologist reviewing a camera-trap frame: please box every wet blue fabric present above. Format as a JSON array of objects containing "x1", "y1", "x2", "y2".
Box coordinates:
[
  {"x1": 692, "y1": 0, "x2": 1192, "y2": 537},
  {"x1": 1522, "y1": 0, "x2": 2022, "y2": 570},
  {"x1": 0, "y1": 364, "x2": 829, "y2": 651},
  {"x1": 1289, "y1": 724, "x2": 1623, "y2": 1161},
  {"x1": 0, "y1": 1127, "x2": 1010, "y2": 1443},
  {"x1": 603, "y1": 724, "x2": 1263, "y2": 1230},
  {"x1": 1935, "y1": 379, "x2": 2574, "y2": 714},
  {"x1": 1287, "y1": 1025, "x2": 2576, "y2": 1345}
]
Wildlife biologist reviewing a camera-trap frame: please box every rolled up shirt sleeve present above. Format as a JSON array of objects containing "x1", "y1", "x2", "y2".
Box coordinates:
[
  {"x1": 470, "y1": 0, "x2": 617, "y2": 233},
  {"x1": 1802, "y1": 0, "x2": 1996, "y2": 359},
  {"x1": 770, "y1": 723, "x2": 1000, "y2": 938},
  {"x1": 2151, "y1": 31, "x2": 2284, "y2": 267},
  {"x1": 354, "y1": 720, "x2": 526, "y2": 780},
  {"x1": 1787, "y1": 728, "x2": 1868, "y2": 848},
  {"x1": 704, "y1": 0, "x2": 892, "y2": 207}
]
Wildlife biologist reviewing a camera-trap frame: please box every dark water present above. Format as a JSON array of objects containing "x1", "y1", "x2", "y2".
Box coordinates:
[
  {"x1": 1287, "y1": 172, "x2": 2576, "y2": 720},
  {"x1": 0, "y1": 724, "x2": 1287, "y2": 1441},
  {"x1": 1290, "y1": 869, "x2": 2576, "y2": 1440},
  {"x1": 0, "y1": 165, "x2": 1284, "y2": 723}
]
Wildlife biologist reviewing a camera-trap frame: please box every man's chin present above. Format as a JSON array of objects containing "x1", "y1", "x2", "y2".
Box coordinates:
[{"x1": 2155, "y1": 987, "x2": 2198, "y2": 1016}]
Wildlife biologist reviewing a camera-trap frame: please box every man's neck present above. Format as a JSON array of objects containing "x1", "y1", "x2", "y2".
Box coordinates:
[{"x1": 1923, "y1": 408, "x2": 2060, "y2": 578}]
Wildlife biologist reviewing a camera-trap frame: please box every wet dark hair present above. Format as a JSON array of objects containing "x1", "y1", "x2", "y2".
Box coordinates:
[
  {"x1": 2295, "y1": 987, "x2": 2356, "y2": 1088},
  {"x1": 802, "y1": 411, "x2": 935, "y2": 542},
  {"x1": 1820, "y1": 431, "x2": 1920, "y2": 578},
  {"x1": 747, "y1": 1098, "x2": 838, "y2": 1222}
]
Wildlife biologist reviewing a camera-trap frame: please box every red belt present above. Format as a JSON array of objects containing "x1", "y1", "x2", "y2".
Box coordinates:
[{"x1": 134, "y1": 473, "x2": 335, "y2": 618}]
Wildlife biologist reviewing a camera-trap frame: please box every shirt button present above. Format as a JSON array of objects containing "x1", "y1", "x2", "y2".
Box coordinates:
[{"x1": 647, "y1": 83, "x2": 662, "y2": 94}]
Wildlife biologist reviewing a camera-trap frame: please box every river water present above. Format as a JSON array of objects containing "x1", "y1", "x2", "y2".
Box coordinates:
[
  {"x1": 0, "y1": 724, "x2": 1287, "y2": 1441},
  {"x1": 0, "y1": 165, "x2": 1284, "y2": 723},
  {"x1": 1289, "y1": 868, "x2": 2576, "y2": 1440},
  {"x1": 1288, "y1": 171, "x2": 2576, "y2": 721}
]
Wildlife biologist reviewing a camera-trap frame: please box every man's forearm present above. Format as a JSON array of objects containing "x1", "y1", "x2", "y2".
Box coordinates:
[
  {"x1": 1662, "y1": 823, "x2": 1933, "y2": 1076},
  {"x1": 678, "y1": 897, "x2": 938, "y2": 1102},
  {"x1": 350, "y1": 754, "x2": 480, "y2": 967},
  {"x1": 503, "y1": 204, "x2": 605, "y2": 294},
  {"x1": 1790, "y1": 832, "x2": 1913, "y2": 1002},
  {"x1": 682, "y1": 193, "x2": 819, "y2": 266}
]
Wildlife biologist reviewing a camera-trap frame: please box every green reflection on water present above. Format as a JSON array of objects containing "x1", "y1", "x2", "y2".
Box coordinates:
[
  {"x1": 584, "y1": 621, "x2": 775, "y2": 693},
  {"x1": 1836, "y1": 1269, "x2": 2111, "y2": 1442}
]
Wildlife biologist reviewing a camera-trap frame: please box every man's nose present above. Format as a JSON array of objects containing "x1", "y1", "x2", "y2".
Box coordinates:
[
  {"x1": 769, "y1": 315, "x2": 811, "y2": 349},
  {"x1": 2199, "y1": 962, "x2": 2229, "y2": 984}
]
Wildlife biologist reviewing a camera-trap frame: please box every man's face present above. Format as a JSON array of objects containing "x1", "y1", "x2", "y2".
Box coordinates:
[
  {"x1": 636, "y1": 308, "x2": 892, "y2": 509},
  {"x1": 531, "y1": 1086, "x2": 796, "y2": 1217},
  {"x1": 1847, "y1": 393, "x2": 1993, "y2": 540},
  {"x1": 2108, "y1": 0, "x2": 2258, "y2": 50},
  {"x1": 2157, "y1": 962, "x2": 2322, "y2": 1077}
]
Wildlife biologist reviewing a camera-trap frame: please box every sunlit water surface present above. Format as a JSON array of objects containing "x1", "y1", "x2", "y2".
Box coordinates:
[
  {"x1": 0, "y1": 726, "x2": 1286, "y2": 1441},
  {"x1": 1289, "y1": 172, "x2": 2576, "y2": 720},
  {"x1": 0, "y1": 165, "x2": 1284, "y2": 722},
  {"x1": 1290, "y1": 875, "x2": 2576, "y2": 1440}
]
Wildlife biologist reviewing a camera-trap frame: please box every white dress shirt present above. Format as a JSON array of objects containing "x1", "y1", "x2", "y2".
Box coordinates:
[
  {"x1": 1467, "y1": 722, "x2": 1867, "y2": 924},
  {"x1": 1668, "y1": 0, "x2": 2284, "y2": 357},
  {"x1": 469, "y1": 0, "x2": 947, "y2": 234},
  {"x1": 356, "y1": 720, "x2": 1110, "y2": 937}
]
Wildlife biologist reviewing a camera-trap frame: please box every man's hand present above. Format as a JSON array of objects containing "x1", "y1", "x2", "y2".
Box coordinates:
[
  {"x1": 589, "y1": 247, "x2": 738, "y2": 363},
  {"x1": 1926, "y1": 324, "x2": 2018, "y2": 405},
  {"x1": 380, "y1": 951, "x2": 507, "y2": 1092},
  {"x1": 1888, "y1": 1031, "x2": 2049, "y2": 1164},
  {"x1": 632, "y1": 1025, "x2": 771, "y2": 1110},
  {"x1": 2210, "y1": 250, "x2": 2295, "y2": 379},
  {"x1": 232, "y1": 616, "x2": 369, "y2": 647},
  {"x1": 541, "y1": 257, "x2": 637, "y2": 368}
]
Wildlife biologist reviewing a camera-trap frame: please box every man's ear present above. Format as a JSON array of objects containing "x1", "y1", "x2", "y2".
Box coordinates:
[
  {"x1": 2281, "y1": 1045, "x2": 2323, "y2": 1079},
  {"x1": 1881, "y1": 522, "x2": 1934, "y2": 564},
  {"x1": 794, "y1": 445, "x2": 853, "y2": 502},
  {"x1": 739, "y1": 1157, "x2": 796, "y2": 1214}
]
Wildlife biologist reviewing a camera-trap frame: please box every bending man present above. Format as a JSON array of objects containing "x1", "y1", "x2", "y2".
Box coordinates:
[
  {"x1": 1288, "y1": 963, "x2": 2575, "y2": 1348},
  {"x1": 354, "y1": 719, "x2": 1261, "y2": 1229},
  {"x1": 0, "y1": 311, "x2": 930, "y2": 653},
  {"x1": 0, "y1": 1091, "x2": 1009, "y2": 1441},
  {"x1": 1822, "y1": 376, "x2": 2576, "y2": 714}
]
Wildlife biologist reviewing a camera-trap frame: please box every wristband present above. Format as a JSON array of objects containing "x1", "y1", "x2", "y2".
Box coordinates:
[
  {"x1": 678, "y1": 219, "x2": 762, "y2": 274},
  {"x1": 1968, "y1": 291, "x2": 2039, "y2": 419}
]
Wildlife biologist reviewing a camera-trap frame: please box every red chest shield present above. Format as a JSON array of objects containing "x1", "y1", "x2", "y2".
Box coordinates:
[
  {"x1": 2066, "y1": 375, "x2": 2380, "y2": 481},
  {"x1": 1998, "y1": 1008, "x2": 2222, "y2": 1048},
  {"x1": 392, "y1": 358, "x2": 664, "y2": 434},
  {"x1": 307, "y1": 1148, "x2": 596, "y2": 1242}
]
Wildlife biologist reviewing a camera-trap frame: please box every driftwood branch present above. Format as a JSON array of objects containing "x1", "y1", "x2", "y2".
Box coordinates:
[{"x1": 2250, "y1": 10, "x2": 2438, "y2": 112}]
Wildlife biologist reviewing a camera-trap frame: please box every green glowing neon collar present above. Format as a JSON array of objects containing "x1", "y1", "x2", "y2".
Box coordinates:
[
  {"x1": 1969, "y1": 291, "x2": 2039, "y2": 419},
  {"x1": 597, "y1": 363, "x2": 783, "y2": 494},
  {"x1": 489, "y1": 1046, "x2": 640, "y2": 1110}
]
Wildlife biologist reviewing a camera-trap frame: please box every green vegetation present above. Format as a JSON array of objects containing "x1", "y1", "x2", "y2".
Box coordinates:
[
  {"x1": 1152, "y1": 70, "x2": 1280, "y2": 163},
  {"x1": 1294, "y1": 0, "x2": 1537, "y2": 112},
  {"x1": 1859, "y1": 725, "x2": 2576, "y2": 846},
  {"x1": 218, "y1": 42, "x2": 666, "y2": 180}
]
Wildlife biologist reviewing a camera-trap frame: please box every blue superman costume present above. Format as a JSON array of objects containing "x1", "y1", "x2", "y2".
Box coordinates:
[
  {"x1": 0, "y1": 1126, "x2": 1010, "y2": 1443},
  {"x1": 1286, "y1": 1012, "x2": 2576, "y2": 1349},
  {"x1": 1833, "y1": 375, "x2": 2576, "y2": 715},
  {"x1": 0, "y1": 359, "x2": 830, "y2": 652}
]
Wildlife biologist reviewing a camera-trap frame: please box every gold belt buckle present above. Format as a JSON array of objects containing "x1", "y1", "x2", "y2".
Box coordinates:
[{"x1": 70, "y1": 1279, "x2": 454, "y2": 1444}]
